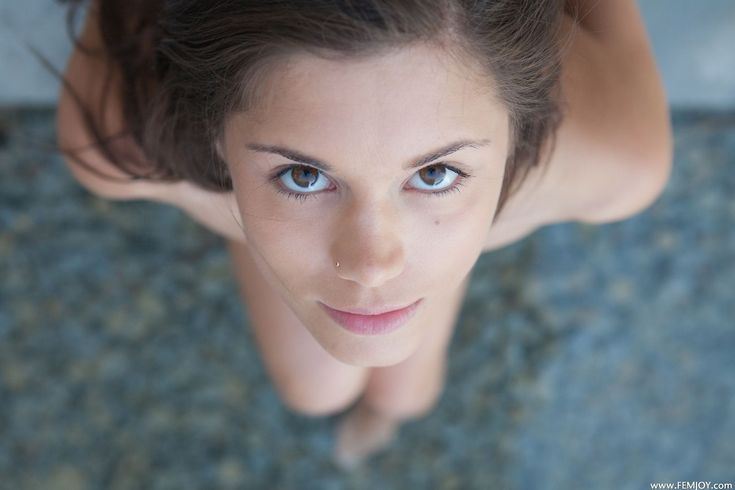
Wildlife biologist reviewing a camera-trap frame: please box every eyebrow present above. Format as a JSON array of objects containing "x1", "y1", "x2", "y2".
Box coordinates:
[{"x1": 245, "y1": 138, "x2": 491, "y2": 172}]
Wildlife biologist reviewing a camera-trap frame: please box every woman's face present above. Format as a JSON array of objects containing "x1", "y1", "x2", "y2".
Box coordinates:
[{"x1": 220, "y1": 43, "x2": 509, "y2": 367}]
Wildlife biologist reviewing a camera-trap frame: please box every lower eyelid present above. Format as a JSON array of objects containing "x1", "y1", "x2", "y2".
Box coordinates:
[
  {"x1": 275, "y1": 186, "x2": 319, "y2": 202},
  {"x1": 425, "y1": 178, "x2": 466, "y2": 197}
]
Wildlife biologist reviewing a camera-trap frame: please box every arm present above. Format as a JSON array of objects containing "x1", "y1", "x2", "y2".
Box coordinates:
[
  {"x1": 565, "y1": 0, "x2": 652, "y2": 47},
  {"x1": 56, "y1": 0, "x2": 248, "y2": 243},
  {"x1": 558, "y1": 0, "x2": 673, "y2": 223},
  {"x1": 56, "y1": 0, "x2": 149, "y2": 201},
  {"x1": 496, "y1": 3, "x2": 672, "y2": 228},
  {"x1": 483, "y1": 4, "x2": 672, "y2": 250}
]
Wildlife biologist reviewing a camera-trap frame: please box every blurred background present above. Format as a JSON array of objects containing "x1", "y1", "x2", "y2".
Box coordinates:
[{"x1": 1, "y1": 1, "x2": 734, "y2": 489}]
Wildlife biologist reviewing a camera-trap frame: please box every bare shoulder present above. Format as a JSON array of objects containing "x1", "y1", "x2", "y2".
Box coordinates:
[{"x1": 482, "y1": 10, "x2": 673, "y2": 253}]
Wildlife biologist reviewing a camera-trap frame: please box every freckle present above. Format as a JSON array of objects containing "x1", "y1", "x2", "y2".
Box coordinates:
[{"x1": 434, "y1": 219, "x2": 440, "y2": 226}]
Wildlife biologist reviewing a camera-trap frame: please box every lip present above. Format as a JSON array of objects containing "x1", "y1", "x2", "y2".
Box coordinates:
[{"x1": 319, "y1": 299, "x2": 423, "y2": 336}]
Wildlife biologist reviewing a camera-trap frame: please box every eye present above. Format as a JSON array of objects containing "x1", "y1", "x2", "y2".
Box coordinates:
[
  {"x1": 270, "y1": 165, "x2": 333, "y2": 201},
  {"x1": 269, "y1": 163, "x2": 471, "y2": 202},
  {"x1": 408, "y1": 164, "x2": 463, "y2": 194}
]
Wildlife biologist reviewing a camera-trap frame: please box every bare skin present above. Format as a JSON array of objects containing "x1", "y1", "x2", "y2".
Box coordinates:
[{"x1": 57, "y1": 0, "x2": 672, "y2": 470}]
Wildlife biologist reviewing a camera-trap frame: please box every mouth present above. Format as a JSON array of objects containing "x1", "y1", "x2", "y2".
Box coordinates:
[{"x1": 318, "y1": 299, "x2": 423, "y2": 336}]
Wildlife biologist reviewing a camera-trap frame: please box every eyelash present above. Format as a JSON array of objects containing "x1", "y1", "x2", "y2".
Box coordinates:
[{"x1": 269, "y1": 163, "x2": 472, "y2": 202}]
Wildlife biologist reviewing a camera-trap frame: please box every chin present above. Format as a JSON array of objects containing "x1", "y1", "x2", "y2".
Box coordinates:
[{"x1": 320, "y1": 331, "x2": 422, "y2": 368}]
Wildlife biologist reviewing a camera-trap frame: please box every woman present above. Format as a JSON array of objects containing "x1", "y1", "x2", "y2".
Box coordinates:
[{"x1": 56, "y1": 0, "x2": 672, "y2": 468}]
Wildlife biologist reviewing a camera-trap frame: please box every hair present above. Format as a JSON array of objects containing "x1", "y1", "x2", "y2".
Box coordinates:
[{"x1": 55, "y1": 0, "x2": 571, "y2": 223}]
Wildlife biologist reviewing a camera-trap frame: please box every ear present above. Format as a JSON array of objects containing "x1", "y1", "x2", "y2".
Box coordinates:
[{"x1": 215, "y1": 138, "x2": 226, "y2": 162}]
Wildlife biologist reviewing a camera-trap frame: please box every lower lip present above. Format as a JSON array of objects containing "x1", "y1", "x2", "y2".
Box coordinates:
[{"x1": 319, "y1": 299, "x2": 423, "y2": 336}]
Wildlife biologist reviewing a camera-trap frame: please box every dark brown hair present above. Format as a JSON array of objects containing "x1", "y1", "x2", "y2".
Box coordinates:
[{"x1": 57, "y1": 0, "x2": 569, "y2": 222}]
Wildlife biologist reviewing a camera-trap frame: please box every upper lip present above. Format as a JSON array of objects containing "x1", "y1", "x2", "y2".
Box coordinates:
[{"x1": 321, "y1": 300, "x2": 420, "y2": 316}]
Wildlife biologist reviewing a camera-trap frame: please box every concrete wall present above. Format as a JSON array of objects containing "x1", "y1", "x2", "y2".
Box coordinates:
[
  {"x1": 0, "y1": 0, "x2": 74, "y2": 107},
  {"x1": 638, "y1": 0, "x2": 735, "y2": 110},
  {"x1": 1, "y1": 0, "x2": 734, "y2": 109}
]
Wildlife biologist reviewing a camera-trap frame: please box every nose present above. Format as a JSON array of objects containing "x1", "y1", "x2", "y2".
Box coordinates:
[{"x1": 330, "y1": 200, "x2": 406, "y2": 288}]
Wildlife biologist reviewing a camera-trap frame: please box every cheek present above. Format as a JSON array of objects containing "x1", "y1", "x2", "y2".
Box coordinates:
[
  {"x1": 244, "y1": 218, "x2": 329, "y2": 286},
  {"x1": 415, "y1": 202, "x2": 494, "y2": 274},
  {"x1": 433, "y1": 178, "x2": 500, "y2": 235},
  {"x1": 231, "y1": 168, "x2": 497, "y2": 291},
  {"x1": 227, "y1": 169, "x2": 330, "y2": 284}
]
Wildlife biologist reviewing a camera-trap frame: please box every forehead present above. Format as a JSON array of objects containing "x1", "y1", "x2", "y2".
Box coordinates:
[{"x1": 232, "y1": 43, "x2": 507, "y2": 151}]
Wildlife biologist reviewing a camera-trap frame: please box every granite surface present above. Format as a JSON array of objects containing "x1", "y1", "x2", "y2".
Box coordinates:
[{"x1": 0, "y1": 108, "x2": 733, "y2": 489}]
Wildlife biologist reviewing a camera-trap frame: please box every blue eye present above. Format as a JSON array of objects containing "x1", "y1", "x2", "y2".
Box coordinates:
[
  {"x1": 269, "y1": 163, "x2": 471, "y2": 202},
  {"x1": 408, "y1": 164, "x2": 467, "y2": 195},
  {"x1": 270, "y1": 165, "x2": 332, "y2": 202}
]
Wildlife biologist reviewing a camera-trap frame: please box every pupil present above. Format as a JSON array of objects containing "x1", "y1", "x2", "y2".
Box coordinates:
[
  {"x1": 420, "y1": 165, "x2": 445, "y2": 186},
  {"x1": 293, "y1": 166, "x2": 318, "y2": 188}
]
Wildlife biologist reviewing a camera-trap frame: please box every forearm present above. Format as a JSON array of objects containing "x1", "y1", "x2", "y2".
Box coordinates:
[
  {"x1": 563, "y1": 0, "x2": 651, "y2": 47},
  {"x1": 560, "y1": 4, "x2": 669, "y2": 156},
  {"x1": 142, "y1": 181, "x2": 248, "y2": 243},
  {"x1": 554, "y1": 8, "x2": 672, "y2": 222}
]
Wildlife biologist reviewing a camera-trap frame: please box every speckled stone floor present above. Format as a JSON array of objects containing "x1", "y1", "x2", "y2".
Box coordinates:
[{"x1": 1, "y1": 108, "x2": 733, "y2": 489}]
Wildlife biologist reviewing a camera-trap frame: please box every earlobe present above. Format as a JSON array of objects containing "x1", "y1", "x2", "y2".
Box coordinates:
[{"x1": 215, "y1": 139, "x2": 225, "y2": 161}]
